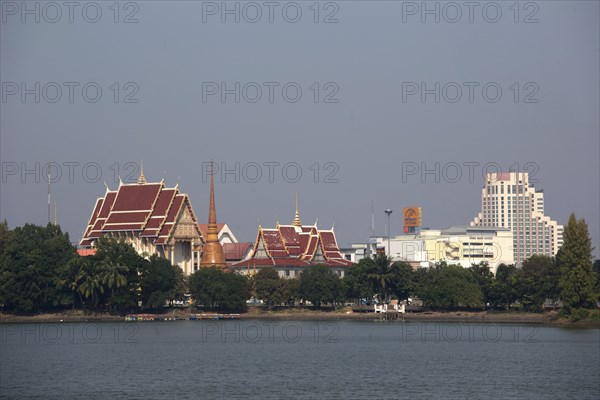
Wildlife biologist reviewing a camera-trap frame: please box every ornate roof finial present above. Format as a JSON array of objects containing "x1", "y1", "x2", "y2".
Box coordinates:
[
  {"x1": 137, "y1": 160, "x2": 146, "y2": 184},
  {"x1": 293, "y1": 192, "x2": 302, "y2": 227}
]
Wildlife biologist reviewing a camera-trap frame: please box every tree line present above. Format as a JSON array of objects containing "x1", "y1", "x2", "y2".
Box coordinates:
[
  {"x1": 0, "y1": 224, "x2": 185, "y2": 313},
  {"x1": 0, "y1": 213, "x2": 598, "y2": 317}
]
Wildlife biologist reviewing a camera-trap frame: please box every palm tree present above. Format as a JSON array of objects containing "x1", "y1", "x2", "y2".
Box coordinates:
[
  {"x1": 78, "y1": 265, "x2": 104, "y2": 309},
  {"x1": 368, "y1": 253, "x2": 395, "y2": 304},
  {"x1": 100, "y1": 258, "x2": 129, "y2": 310},
  {"x1": 57, "y1": 258, "x2": 86, "y2": 309}
]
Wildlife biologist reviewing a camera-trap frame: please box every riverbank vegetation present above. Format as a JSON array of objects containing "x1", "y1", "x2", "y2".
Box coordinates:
[{"x1": 0, "y1": 213, "x2": 598, "y2": 321}]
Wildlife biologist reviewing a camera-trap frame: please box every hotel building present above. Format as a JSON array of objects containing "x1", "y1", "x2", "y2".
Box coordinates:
[{"x1": 470, "y1": 172, "x2": 563, "y2": 263}]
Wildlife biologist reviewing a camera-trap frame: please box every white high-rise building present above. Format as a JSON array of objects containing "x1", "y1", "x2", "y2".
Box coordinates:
[{"x1": 471, "y1": 172, "x2": 563, "y2": 263}]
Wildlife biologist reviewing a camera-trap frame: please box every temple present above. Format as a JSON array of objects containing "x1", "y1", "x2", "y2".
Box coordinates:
[
  {"x1": 79, "y1": 168, "x2": 204, "y2": 275},
  {"x1": 230, "y1": 194, "x2": 353, "y2": 278}
]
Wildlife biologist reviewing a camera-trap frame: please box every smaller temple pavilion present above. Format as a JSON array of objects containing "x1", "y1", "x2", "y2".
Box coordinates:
[
  {"x1": 79, "y1": 168, "x2": 204, "y2": 275},
  {"x1": 230, "y1": 195, "x2": 353, "y2": 278}
]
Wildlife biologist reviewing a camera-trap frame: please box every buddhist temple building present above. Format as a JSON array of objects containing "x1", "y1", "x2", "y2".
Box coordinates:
[
  {"x1": 79, "y1": 169, "x2": 204, "y2": 275},
  {"x1": 230, "y1": 194, "x2": 353, "y2": 278}
]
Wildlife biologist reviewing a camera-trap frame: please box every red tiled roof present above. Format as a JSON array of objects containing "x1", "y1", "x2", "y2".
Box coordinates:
[
  {"x1": 110, "y1": 183, "x2": 162, "y2": 212},
  {"x1": 80, "y1": 182, "x2": 202, "y2": 246},
  {"x1": 222, "y1": 242, "x2": 253, "y2": 261},
  {"x1": 240, "y1": 223, "x2": 353, "y2": 269},
  {"x1": 261, "y1": 229, "x2": 288, "y2": 258}
]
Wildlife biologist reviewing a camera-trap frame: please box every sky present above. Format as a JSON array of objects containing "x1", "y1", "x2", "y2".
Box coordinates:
[{"x1": 1, "y1": 1, "x2": 599, "y2": 257}]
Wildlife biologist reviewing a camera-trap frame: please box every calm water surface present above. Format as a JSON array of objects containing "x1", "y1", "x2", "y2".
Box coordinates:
[{"x1": 1, "y1": 320, "x2": 598, "y2": 399}]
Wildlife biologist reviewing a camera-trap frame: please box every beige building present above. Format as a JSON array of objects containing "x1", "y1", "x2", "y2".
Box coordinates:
[
  {"x1": 345, "y1": 226, "x2": 513, "y2": 274},
  {"x1": 471, "y1": 172, "x2": 563, "y2": 263}
]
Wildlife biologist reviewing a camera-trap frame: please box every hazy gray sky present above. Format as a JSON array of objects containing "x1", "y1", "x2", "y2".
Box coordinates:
[{"x1": 1, "y1": 1, "x2": 599, "y2": 257}]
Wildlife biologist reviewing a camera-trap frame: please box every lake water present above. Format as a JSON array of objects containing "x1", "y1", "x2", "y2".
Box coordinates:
[{"x1": 0, "y1": 320, "x2": 598, "y2": 399}]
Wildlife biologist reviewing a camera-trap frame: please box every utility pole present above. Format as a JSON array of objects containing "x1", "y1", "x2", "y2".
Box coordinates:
[{"x1": 385, "y1": 209, "x2": 393, "y2": 258}]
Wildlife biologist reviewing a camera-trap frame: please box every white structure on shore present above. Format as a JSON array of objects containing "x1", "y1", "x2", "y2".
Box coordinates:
[{"x1": 471, "y1": 172, "x2": 563, "y2": 263}]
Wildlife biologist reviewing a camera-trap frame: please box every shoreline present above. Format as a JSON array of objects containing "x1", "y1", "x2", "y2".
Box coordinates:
[{"x1": 1, "y1": 309, "x2": 598, "y2": 328}]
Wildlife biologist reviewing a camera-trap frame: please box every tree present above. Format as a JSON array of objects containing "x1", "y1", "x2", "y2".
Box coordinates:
[
  {"x1": 389, "y1": 261, "x2": 414, "y2": 302},
  {"x1": 277, "y1": 278, "x2": 300, "y2": 306},
  {"x1": 255, "y1": 267, "x2": 281, "y2": 306},
  {"x1": 299, "y1": 265, "x2": 343, "y2": 308},
  {"x1": 57, "y1": 257, "x2": 87, "y2": 310},
  {"x1": 189, "y1": 268, "x2": 249, "y2": 312},
  {"x1": 0, "y1": 223, "x2": 75, "y2": 313},
  {"x1": 78, "y1": 261, "x2": 104, "y2": 309},
  {"x1": 558, "y1": 214, "x2": 595, "y2": 310},
  {"x1": 219, "y1": 272, "x2": 250, "y2": 312},
  {"x1": 593, "y1": 259, "x2": 600, "y2": 302},
  {"x1": 91, "y1": 237, "x2": 146, "y2": 311},
  {"x1": 344, "y1": 258, "x2": 376, "y2": 303},
  {"x1": 368, "y1": 254, "x2": 395, "y2": 303},
  {"x1": 488, "y1": 263, "x2": 518, "y2": 310},
  {"x1": 469, "y1": 262, "x2": 494, "y2": 306},
  {"x1": 415, "y1": 263, "x2": 483, "y2": 309},
  {"x1": 518, "y1": 255, "x2": 560, "y2": 311},
  {"x1": 101, "y1": 258, "x2": 129, "y2": 310},
  {"x1": 139, "y1": 255, "x2": 183, "y2": 310},
  {"x1": 0, "y1": 220, "x2": 10, "y2": 259}
]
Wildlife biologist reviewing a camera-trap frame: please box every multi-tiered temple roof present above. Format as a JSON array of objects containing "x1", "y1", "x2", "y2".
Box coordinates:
[
  {"x1": 232, "y1": 196, "x2": 352, "y2": 269},
  {"x1": 80, "y1": 178, "x2": 203, "y2": 248}
]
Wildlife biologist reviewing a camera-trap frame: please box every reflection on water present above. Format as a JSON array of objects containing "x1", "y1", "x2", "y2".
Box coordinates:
[{"x1": 1, "y1": 321, "x2": 598, "y2": 399}]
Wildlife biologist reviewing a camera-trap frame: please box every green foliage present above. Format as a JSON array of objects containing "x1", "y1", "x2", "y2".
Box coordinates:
[
  {"x1": 0, "y1": 223, "x2": 75, "y2": 313},
  {"x1": 277, "y1": 278, "x2": 300, "y2": 306},
  {"x1": 139, "y1": 255, "x2": 184, "y2": 310},
  {"x1": 367, "y1": 254, "x2": 395, "y2": 303},
  {"x1": 592, "y1": 259, "x2": 600, "y2": 302},
  {"x1": 559, "y1": 307, "x2": 590, "y2": 322},
  {"x1": 558, "y1": 214, "x2": 596, "y2": 310},
  {"x1": 517, "y1": 255, "x2": 560, "y2": 311},
  {"x1": 77, "y1": 261, "x2": 105, "y2": 309},
  {"x1": 344, "y1": 258, "x2": 376, "y2": 301},
  {"x1": 414, "y1": 262, "x2": 484, "y2": 309},
  {"x1": 254, "y1": 267, "x2": 281, "y2": 306},
  {"x1": 189, "y1": 268, "x2": 249, "y2": 312},
  {"x1": 487, "y1": 263, "x2": 519, "y2": 310},
  {"x1": 299, "y1": 265, "x2": 343, "y2": 307},
  {"x1": 389, "y1": 261, "x2": 414, "y2": 301}
]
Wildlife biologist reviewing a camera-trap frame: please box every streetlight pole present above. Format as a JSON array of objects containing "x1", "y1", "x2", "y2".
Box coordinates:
[{"x1": 385, "y1": 209, "x2": 393, "y2": 258}]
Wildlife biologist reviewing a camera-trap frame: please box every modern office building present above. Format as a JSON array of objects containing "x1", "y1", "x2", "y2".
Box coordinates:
[{"x1": 470, "y1": 172, "x2": 563, "y2": 263}]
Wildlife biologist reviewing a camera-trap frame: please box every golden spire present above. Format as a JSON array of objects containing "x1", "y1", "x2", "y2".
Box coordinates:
[
  {"x1": 293, "y1": 192, "x2": 302, "y2": 227},
  {"x1": 200, "y1": 160, "x2": 226, "y2": 268},
  {"x1": 137, "y1": 160, "x2": 146, "y2": 184}
]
